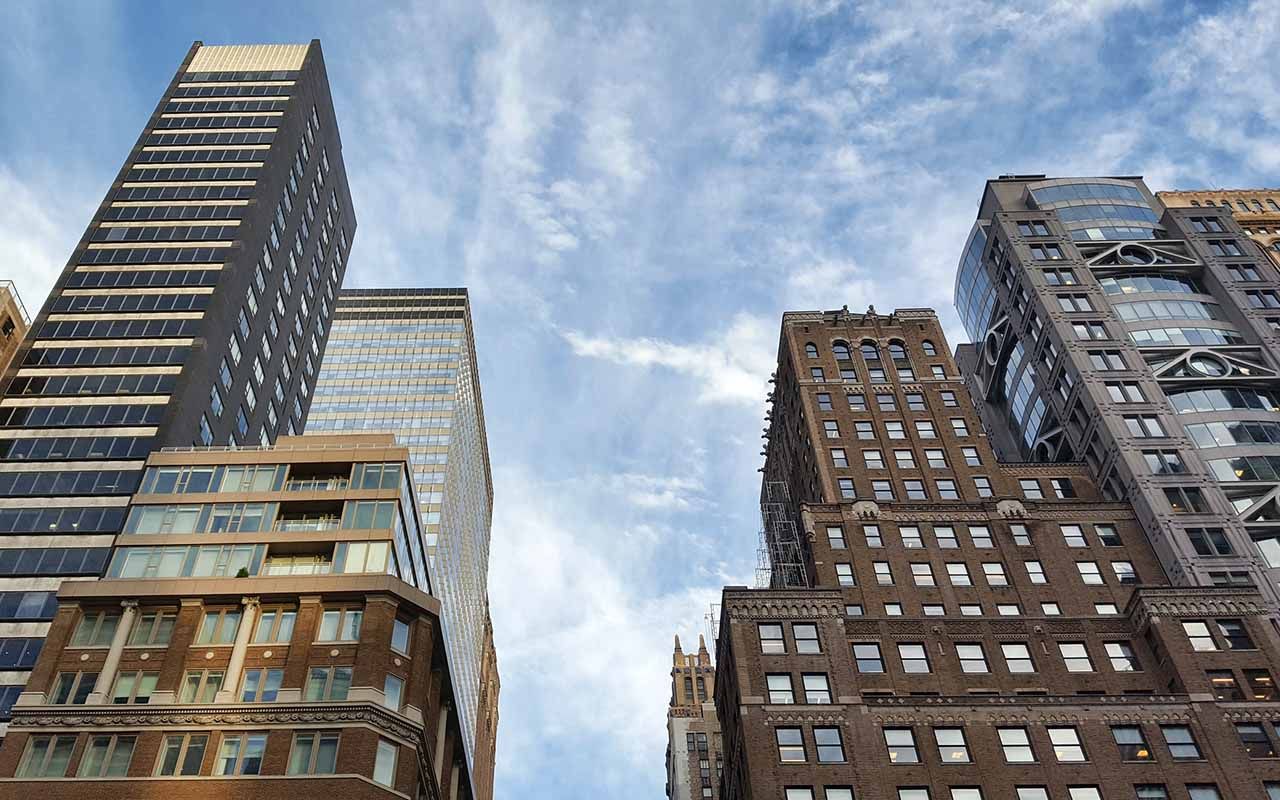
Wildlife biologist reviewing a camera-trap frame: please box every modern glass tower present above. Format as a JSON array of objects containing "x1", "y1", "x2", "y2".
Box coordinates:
[
  {"x1": 954, "y1": 175, "x2": 1280, "y2": 606},
  {"x1": 308, "y1": 288, "x2": 494, "y2": 772},
  {"x1": 0, "y1": 40, "x2": 354, "y2": 730}
]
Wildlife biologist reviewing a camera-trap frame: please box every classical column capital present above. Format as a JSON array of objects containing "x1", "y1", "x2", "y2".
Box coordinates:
[
  {"x1": 120, "y1": 599, "x2": 140, "y2": 611},
  {"x1": 241, "y1": 596, "x2": 262, "y2": 609}
]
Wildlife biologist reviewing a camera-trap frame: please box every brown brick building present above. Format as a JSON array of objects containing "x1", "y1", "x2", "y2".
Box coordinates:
[
  {"x1": 668, "y1": 633, "x2": 723, "y2": 800},
  {"x1": 713, "y1": 307, "x2": 1280, "y2": 800},
  {"x1": 0, "y1": 434, "x2": 475, "y2": 798},
  {"x1": 1159, "y1": 189, "x2": 1280, "y2": 269}
]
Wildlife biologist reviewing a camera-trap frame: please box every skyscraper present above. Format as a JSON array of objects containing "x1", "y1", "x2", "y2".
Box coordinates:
[
  {"x1": 0, "y1": 40, "x2": 354, "y2": 729},
  {"x1": 309, "y1": 288, "x2": 495, "y2": 772},
  {"x1": 1158, "y1": 189, "x2": 1280, "y2": 269},
  {"x1": 712, "y1": 306, "x2": 1280, "y2": 800},
  {"x1": 666, "y1": 633, "x2": 721, "y2": 800},
  {"x1": 953, "y1": 176, "x2": 1280, "y2": 604},
  {"x1": 0, "y1": 433, "x2": 477, "y2": 798}
]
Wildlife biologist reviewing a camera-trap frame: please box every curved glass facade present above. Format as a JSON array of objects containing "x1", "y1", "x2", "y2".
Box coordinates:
[
  {"x1": 1129, "y1": 326, "x2": 1244, "y2": 346},
  {"x1": 1030, "y1": 180, "x2": 1160, "y2": 241},
  {"x1": 954, "y1": 223, "x2": 994, "y2": 343}
]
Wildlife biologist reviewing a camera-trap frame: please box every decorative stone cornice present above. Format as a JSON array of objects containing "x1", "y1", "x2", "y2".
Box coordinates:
[
  {"x1": 723, "y1": 589, "x2": 845, "y2": 620},
  {"x1": 763, "y1": 710, "x2": 849, "y2": 725},
  {"x1": 1127, "y1": 586, "x2": 1270, "y2": 624}
]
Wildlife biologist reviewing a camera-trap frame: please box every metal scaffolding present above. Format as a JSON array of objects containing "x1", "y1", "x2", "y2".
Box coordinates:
[{"x1": 755, "y1": 481, "x2": 807, "y2": 589}]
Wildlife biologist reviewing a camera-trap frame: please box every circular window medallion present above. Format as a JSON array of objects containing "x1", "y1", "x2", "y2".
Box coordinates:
[
  {"x1": 1118, "y1": 244, "x2": 1155, "y2": 265},
  {"x1": 1188, "y1": 354, "x2": 1228, "y2": 377}
]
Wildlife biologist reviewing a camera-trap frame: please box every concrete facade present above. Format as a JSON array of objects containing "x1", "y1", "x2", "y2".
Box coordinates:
[{"x1": 668, "y1": 634, "x2": 722, "y2": 800}]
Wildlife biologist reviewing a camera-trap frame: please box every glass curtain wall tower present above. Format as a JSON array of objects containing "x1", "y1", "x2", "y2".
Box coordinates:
[
  {"x1": 308, "y1": 288, "x2": 494, "y2": 771},
  {"x1": 0, "y1": 41, "x2": 355, "y2": 731},
  {"x1": 954, "y1": 175, "x2": 1280, "y2": 606}
]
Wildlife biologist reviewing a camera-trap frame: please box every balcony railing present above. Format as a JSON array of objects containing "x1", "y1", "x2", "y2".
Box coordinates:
[
  {"x1": 284, "y1": 478, "x2": 350, "y2": 492},
  {"x1": 273, "y1": 517, "x2": 340, "y2": 532}
]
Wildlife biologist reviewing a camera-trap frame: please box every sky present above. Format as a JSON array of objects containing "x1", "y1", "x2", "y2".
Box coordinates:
[{"x1": 2, "y1": 1, "x2": 1279, "y2": 796}]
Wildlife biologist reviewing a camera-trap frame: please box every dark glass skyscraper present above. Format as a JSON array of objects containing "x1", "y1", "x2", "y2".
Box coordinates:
[
  {"x1": 0, "y1": 40, "x2": 354, "y2": 730},
  {"x1": 954, "y1": 175, "x2": 1280, "y2": 606}
]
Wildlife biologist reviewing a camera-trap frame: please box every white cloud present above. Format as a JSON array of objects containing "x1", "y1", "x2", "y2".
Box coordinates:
[
  {"x1": 603, "y1": 472, "x2": 707, "y2": 511},
  {"x1": 0, "y1": 165, "x2": 89, "y2": 309},
  {"x1": 561, "y1": 312, "x2": 775, "y2": 406}
]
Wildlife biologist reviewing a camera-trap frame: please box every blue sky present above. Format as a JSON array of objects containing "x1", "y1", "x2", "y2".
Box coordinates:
[{"x1": 3, "y1": 1, "x2": 1279, "y2": 796}]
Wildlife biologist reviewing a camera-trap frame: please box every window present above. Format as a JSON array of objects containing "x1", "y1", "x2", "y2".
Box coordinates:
[
  {"x1": 1125, "y1": 415, "x2": 1166, "y2": 438},
  {"x1": 888, "y1": 421, "x2": 907, "y2": 439},
  {"x1": 112, "y1": 671, "x2": 158, "y2": 704},
  {"x1": 179, "y1": 669, "x2": 223, "y2": 703},
  {"x1": 1067, "y1": 789, "x2": 1101, "y2": 800},
  {"x1": 884, "y1": 728, "x2": 919, "y2": 763},
  {"x1": 1088, "y1": 350, "x2": 1126, "y2": 371},
  {"x1": 288, "y1": 731, "x2": 339, "y2": 775},
  {"x1": 78, "y1": 734, "x2": 137, "y2": 777},
  {"x1": 878, "y1": 394, "x2": 897, "y2": 411},
  {"x1": 1104, "y1": 642, "x2": 1139, "y2": 672},
  {"x1": 1041, "y1": 602, "x2": 1061, "y2": 615},
  {"x1": 833, "y1": 341, "x2": 852, "y2": 360},
  {"x1": 1031, "y1": 243, "x2": 1064, "y2": 260},
  {"x1": 155, "y1": 733, "x2": 209, "y2": 776},
  {"x1": 794, "y1": 623, "x2": 820, "y2": 653},
  {"x1": 894, "y1": 449, "x2": 915, "y2": 469},
  {"x1": 899, "y1": 792, "x2": 930, "y2": 800},
  {"x1": 767, "y1": 674, "x2": 795, "y2": 704},
  {"x1": 835, "y1": 563, "x2": 855, "y2": 586},
  {"x1": 1112, "y1": 561, "x2": 1136, "y2": 584},
  {"x1": 1072, "y1": 320, "x2": 1108, "y2": 340},
  {"x1": 1184, "y1": 621, "x2": 1217, "y2": 651},
  {"x1": 849, "y1": 393, "x2": 867, "y2": 411},
  {"x1": 946, "y1": 563, "x2": 971, "y2": 586},
  {"x1": 875, "y1": 562, "x2": 894, "y2": 585},
  {"x1": 1057, "y1": 294, "x2": 1093, "y2": 312},
  {"x1": 318, "y1": 607, "x2": 362, "y2": 642},
  {"x1": 1247, "y1": 669, "x2": 1277, "y2": 700},
  {"x1": 776, "y1": 727, "x2": 806, "y2": 762},
  {"x1": 864, "y1": 450, "x2": 885, "y2": 469},
  {"x1": 815, "y1": 727, "x2": 844, "y2": 762},
  {"x1": 71, "y1": 610, "x2": 120, "y2": 647},
  {"x1": 973, "y1": 477, "x2": 992, "y2": 497},
  {"x1": 1160, "y1": 724, "x2": 1202, "y2": 759},
  {"x1": 839, "y1": 479, "x2": 856, "y2": 499},
  {"x1": 911, "y1": 563, "x2": 935, "y2": 586},
  {"x1": 906, "y1": 480, "x2": 927, "y2": 499},
  {"x1": 1059, "y1": 642, "x2": 1094, "y2": 672},
  {"x1": 884, "y1": 602, "x2": 903, "y2": 616},
  {"x1": 805, "y1": 343, "x2": 819, "y2": 358},
  {"x1": 1237, "y1": 723, "x2": 1276, "y2": 758},
  {"x1": 816, "y1": 393, "x2": 832, "y2": 410},
  {"x1": 373, "y1": 738, "x2": 397, "y2": 786},
  {"x1": 1060, "y1": 524, "x2": 1086, "y2": 547},
  {"x1": 827, "y1": 525, "x2": 847, "y2": 549},
  {"x1": 998, "y1": 727, "x2": 1035, "y2": 762},
  {"x1": 786, "y1": 792, "x2": 814, "y2": 800},
  {"x1": 49, "y1": 671, "x2": 98, "y2": 705},
  {"x1": 934, "y1": 728, "x2": 970, "y2": 763},
  {"x1": 959, "y1": 604, "x2": 982, "y2": 616},
  {"x1": 305, "y1": 666, "x2": 353, "y2": 701},
  {"x1": 956, "y1": 644, "x2": 988, "y2": 674},
  {"x1": 922, "y1": 340, "x2": 938, "y2": 356},
  {"x1": 811, "y1": 367, "x2": 825, "y2": 382},
  {"x1": 240, "y1": 668, "x2": 283, "y2": 702},
  {"x1": 926, "y1": 449, "x2": 947, "y2": 468},
  {"x1": 196, "y1": 609, "x2": 241, "y2": 645},
  {"x1": 1135, "y1": 786, "x2": 1168, "y2": 800},
  {"x1": 1106, "y1": 382, "x2": 1145, "y2": 402},
  {"x1": 900, "y1": 525, "x2": 922, "y2": 547},
  {"x1": 1096, "y1": 524, "x2": 1121, "y2": 546},
  {"x1": 1001, "y1": 643, "x2": 1034, "y2": 673},
  {"x1": 873, "y1": 481, "x2": 894, "y2": 500},
  {"x1": 384, "y1": 673, "x2": 405, "y2": 710},
  {"x1": 1187, "y1": 787, "x2": 1222, "y2": 800},
  {"x1": 935, "y1": 525, "x2": 958, "y2": 548},
  {"x1": 969, "y1": 526, "x2": 993, "y2": 548},
  {"x1": 855, "y1": 421, "x2": 875, "y2": 438},
  {"x1": 950, "y1": 419, "x2": 969, "y2": 436},
  {"x1": 854, "y1": 643, "x2": 884, "y2": 673},
  {"x1": 215, "y1": 732, "x2": 268, "y2": 775},
  {"x1": 940, "y1": 391, "x2": 958, "y2": 407},
  {"x1": 898, "y1": 643, "x2": 930, "y2": 673},
  {"x1": 16, "y1": 735, "x2": 77, "y2": 777},
  {"x1": 923, "y1": 604, "x2": 944, "y2": 616},
  {"x1": 1219, "y1": 619, "x2": 1255, "y2": 649},
  {"x1": 1010, "y1": 524, "x2": 1030, "y2": 545},
  {"x1": 1187, "y1": 528, "x2": 1233, "y2": 556},
  {"x1": 1051, "y1": 478, "x2": 1076, "y2": 498},
  {"x1": 935, "y1": 480, "x2": 958, "y2": 499},
  {"x1": 1016, "y1": 790, "x2": 1049, "y2": 800},
  {"x1": 1048, "y1": 726, "x2": 1086, "y2": 762},
  {"x1": 864, "y1": 525, "x2": 883, "y2": 547},
  {"x1": 253, "y1": 607, "x2": 296, "y2": 644},
  {"x1": 845, "y1": 604, "x2": 863, "y2": 616},
  {"x1": 1019, "y1": 479, "x2": 1043, "y2": 499},
  {"x1": 930, "y1": 365, "x2": 945, "y2": 378},
  {"x1": 907, "y1": 392, "x2": 926, "y2": 410},
  {"x1": 1025, "y1": 561, "x2": 1046, "y2": 584},
  {"x1": 759, "y1": 623, "x2": 785, "y2": 654},
  {"x1": 824, "y1": 420, "x2": 840, "y2": 439},
  {"x1": 831, "y1": 448, "x2": 848, "y2": 467},
  {"x1": 983, "y1": 562, "x2": 1007, "y2": 586},
  {"x1": 1095, "y1": 603, "x2": 1119, "y2": 615},
  {"x1": 1077, "y1": 561, "x2": 1104, "y2": 585}
]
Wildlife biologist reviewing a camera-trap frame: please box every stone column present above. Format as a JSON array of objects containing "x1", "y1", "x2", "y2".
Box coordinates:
[
  {"x1": 86, "y1": 600, "x2": 139, "y2": 705},
  {"x1": 214, "y1": 596, "x2": 261, "y2": 703},
  {"x1": 434, "y1": 702, "x2": 451, "y2": 783}
]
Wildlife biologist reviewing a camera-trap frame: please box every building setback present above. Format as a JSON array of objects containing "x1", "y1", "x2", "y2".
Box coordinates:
[
  {"x1": 0, "y1": 434, "x2": 474, "y2": 798},
  {"x1": 308, "y1": 288, "x2": 496, "y2": 780},
  {"x1": 667, "y1": 633, "x2": 722, "y2": 800},
  {"x1": 953, "y1": 176, "x2": 1280, "y2": 606},
  {"x1": 1159, "y1": 189, "x2": 1280, "y2": 269},
  {"x1": 0, "y1": 40, "x2": 354, "y2": 730},
  {"x1": 714, "y1": 307, "x2": 1280, "y2": 800}
]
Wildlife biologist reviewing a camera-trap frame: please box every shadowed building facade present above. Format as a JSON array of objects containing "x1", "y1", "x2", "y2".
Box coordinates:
[
  {"x1": 713, "y1": 307, "x2": 1280, "y2": 800},
  {"x1": 308, "y1": 288, "x2": 496, "y2": 786},
  {"x1": 0, "y1": 40, "x2": 354, "y2": 732},
  {"x1": 667, "y1": 633, "x2": 722, "y2": 800},
  {"x1": 953, "y1": 176, "x2": 1280, "y2": 607},
  {"x1": 0, "y1": 434, "x2": 474, "y2": 798}
]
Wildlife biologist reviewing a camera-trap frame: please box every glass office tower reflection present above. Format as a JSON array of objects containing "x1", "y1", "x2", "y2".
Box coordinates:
[{"x1": 308, "y1": 288, "x2": 493, "y2": 768}]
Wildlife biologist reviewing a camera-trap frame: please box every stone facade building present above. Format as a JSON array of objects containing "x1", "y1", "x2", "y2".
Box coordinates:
[
  {"x1": 0, "y1": 434, "x2": 474, "y2": 798},
  {"x1": 0, "y1": 282, "x2": 30, "y2": 376},
  {"x1": 1159, "y1": 190, "x2": 1280, "y2": 269},
  {"x1": 713, "y1": 307, "x2": 1280, "y2": 800},
  {"x1": 668, "y1": 633, "x2": 723, "y2": 800}
]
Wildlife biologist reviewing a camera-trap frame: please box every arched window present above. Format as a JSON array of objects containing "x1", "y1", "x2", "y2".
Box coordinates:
[
  {"x1": 860, "y1": 342, "x2": 880, "y2": 362},
  {"x1": 696, "y1": 677, "x2": 706, "y2": 701},
  {"x1": 888, "y1": 341, "x2": 907, "y2": 360},
  {"x1": 805, "y1": 342, "x2": 819, "y2": 358},
  {"x1": 922, "y1": 340, "x2": 937, "y2": 356},
  {"x1": 832, "y1": 341, "x2": 852, "y2": 361}
]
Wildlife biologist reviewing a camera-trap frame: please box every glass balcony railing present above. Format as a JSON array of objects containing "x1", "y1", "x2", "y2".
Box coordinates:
[
  {"x1": 273, "y1": 516, "x2": 340, "y2": 532},
  {"x1": 283, "y1": 477, "x2": 350, "y2": 492}
]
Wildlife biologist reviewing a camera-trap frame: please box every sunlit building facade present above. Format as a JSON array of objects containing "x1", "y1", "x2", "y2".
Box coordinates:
[
  {"x1": 0, "y1": 40, "x2": 354, "y2": 732},
  {"x1": 308, "y1": 288, "x2": 494, "y2": 769},
  {"x1": 1159, "y1": 189, "x2": 1280, "y2": 269}
]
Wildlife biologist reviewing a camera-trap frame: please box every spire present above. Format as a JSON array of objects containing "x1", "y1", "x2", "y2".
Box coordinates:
[{"x1": 674, "y1": 634, "x2": 683, "y2": 654}]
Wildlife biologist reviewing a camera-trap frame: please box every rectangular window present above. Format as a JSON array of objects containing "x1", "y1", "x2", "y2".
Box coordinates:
[
  {"x1": 835, "y1": 563, "x2": 855, "y2": 586},
  {"x1": 925, "y1": 449, "x2": 947, "y2": 468},
  {"x1": 884, "y1": 728, "x2": 919, "y2": 763},
  {"x1": 1237, "y1": 723, "x2": 1276, "y2": 758},
  {"x1": 898, "y1": 643, "x2": 930, "y2": 673},
  {"x1": 814, "y1": 727, "x2": 844, "y2": 762},
  {"x1": 1001, "y1": 643, "x2": 1034, "y2": 673},
  {"x1": 894, "y1": 449, "x2": 915, "y2": 469},
  {"x1": 49, "y1": 671, "x2": 98, "y2": 705},
  {"x1": 983, "y1": 562, "x2": 1008, "y2": 586},
  {"x1": 78, "y1": 734, "x2": 137, "y2": 777},
  {"x1": 956, "y1": 644, "x2": 988, "y2": 674},
  {"x1": 1106, "y1": 642, "x2": 1140, "y2": 671},
  {"x1": 854, "y1": 643, "x2": 884, "y2": 673},
  {"x1": 905, "y1": 480, "x2": 927, "y2": 499},
  {"x1": 1077, "y1": 561, "x2": 1103, "y2": 585},
  {"x1": 373, "y1": 738, "x2": 397, "y2": 786},
  {"x1": 934, "y1": 728, "x2": 970, "y2": 763},
  {"x1": 935, "y1": 479, "x2": 958, "y2": 499},
  {"x1": 317, "y1": 607, "x2": 362, "y2": 642},
  {"x1": 946, "y1": 563, "x2": 971, "y2": 586},
  {"x1": 776, "y1": 727, "x2": 806, "y2": 762},
  {"x1": 875, "y1": 562, "x2": 893, "y2": 585},
  {"x1": 999, "y1": 727, "x2": 1035, "y2": 763},
  {"x1": 864, "y1": 450, "x2": 885, "y2": 469},
  {"x1": 831, "y1": 448, "x2": 848, "y2": 467},
  {"x1": 826, "y1": 525, "x2": 847, "y2": 549},
  {"x1": 111, "y1": 670, "x2": 158, "y2": 704},
  {"x1": 1161, "y1": 724, "x2": 1202, "y2": 760},
  {"x1": 16, "y1": 735, "x2": 77, "y2": 777},
  {"x1": 288, "y1": 731, "x2": 340, "y2": 775},
  {"x1": 1048, "y1": 726, "x2": 1086, "y2": 762},
  {"x1": 305, "y1": 665, "x2": 353, "y2": 701},
  {"x1": 155, "y1": 732, "x2": 209, "y2": 776},
  {"x1": 1059, "y1": 642, "x2": 1094, "y2": 672},
  {"x1": 215, "y1": 732, "x2": 268, "y2": 775},
  {"x1": 766, "y1": 674, "x2": 794, "y2": 704},
  {"x1": 911, "y1": 563, "x2": 935, "y2": 586},
  {"x1": 240, "y1": 668, "x2": 283, "y2": 702},
  {"x1": 794, "y1": 623, "x2": 820, "y2": 653},
  {"x1": 759, "y1": 623, "x2": 785, "y2": 654}
]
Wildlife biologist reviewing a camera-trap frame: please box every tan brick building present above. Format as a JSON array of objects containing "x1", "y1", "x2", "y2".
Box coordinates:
[
  {"x1": 0, "y1": 281, "x2": 29, "y2": 377},
  {"x1": 713, "y1": 307, "x2": 1280, "y2": 800},
  {"x1": 1159, "y1": 189, "x2": 1280, "y2": 268},
  {"x1": 0, "y1": 434, "x2": 475, "y2": 798},
  {"x1": 668, "y1": 633, "x2": 723, "y2": 800}
]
